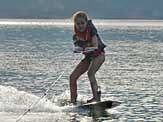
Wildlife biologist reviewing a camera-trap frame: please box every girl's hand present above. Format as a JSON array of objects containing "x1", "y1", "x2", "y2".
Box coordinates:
[
  {"x1": 73, "y1": 46, "x2": 84, "y2": 53},
  {"x1": 83, "y1": 47, "x2": 98, "y2": 53}
]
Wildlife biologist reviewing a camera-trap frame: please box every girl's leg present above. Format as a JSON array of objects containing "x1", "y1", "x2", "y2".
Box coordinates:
[
  {"x1": 69, "y1": 58, "x2": 90, "y2": 104},
  {"x1": 87, "y1": 53, "x2": 105, "y2": 102}
]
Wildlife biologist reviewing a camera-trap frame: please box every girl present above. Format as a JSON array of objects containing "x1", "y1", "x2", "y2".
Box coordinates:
[{"x1": 70, "y1": 11, "x2": 106, "y2": 104}]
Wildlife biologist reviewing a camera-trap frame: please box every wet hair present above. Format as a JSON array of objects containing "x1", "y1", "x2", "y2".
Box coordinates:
[{"x1": 72, "y1": 11, "x2": 89, "y2": 23}]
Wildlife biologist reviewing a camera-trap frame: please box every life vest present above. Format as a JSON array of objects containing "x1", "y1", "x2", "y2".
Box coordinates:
[
  {"x1": 74, "y1": 22, "x2": 94, "y2": 48},
  {"x1": 73, "y1": 20, "x2": 106, "y2": 57},
  {"x1": 74, "y1": 25, "x2": 92, "y2": 42}
]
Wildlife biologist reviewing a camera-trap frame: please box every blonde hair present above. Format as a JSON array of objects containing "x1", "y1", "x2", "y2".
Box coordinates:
[{"x1": 72, "y1": 11, "x2": 89, "y2": 23}]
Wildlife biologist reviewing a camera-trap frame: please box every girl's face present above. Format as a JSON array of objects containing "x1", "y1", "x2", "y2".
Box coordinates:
[{"x1": 75, "y1": 17, "x2": 87, "y2": 32}]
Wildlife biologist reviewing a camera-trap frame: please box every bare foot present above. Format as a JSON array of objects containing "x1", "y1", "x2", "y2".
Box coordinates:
[
  {"x1": 87, "y1": 91, "x2": 101, "y2": 103},
  {"x1": 70, "y1": 99, "x2": 77, "y2": 105}
]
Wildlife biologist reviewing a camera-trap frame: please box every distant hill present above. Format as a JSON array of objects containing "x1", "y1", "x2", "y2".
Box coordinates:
[{"x1": 0, "y1": 0, "x2": 163, "y2": 19}]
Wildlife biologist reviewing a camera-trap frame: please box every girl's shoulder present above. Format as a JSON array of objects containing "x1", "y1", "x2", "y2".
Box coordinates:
[
  {"x1": 87, "y1": 20, "x2": 98, "y2": 37},
  {"x1": 87, "y1": 20, "x2": 95, "y2": 28}
]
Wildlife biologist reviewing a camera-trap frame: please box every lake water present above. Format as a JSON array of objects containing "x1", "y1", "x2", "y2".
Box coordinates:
[{"x1": 0, "y1": 19, "x2": 163, "y2": 122}]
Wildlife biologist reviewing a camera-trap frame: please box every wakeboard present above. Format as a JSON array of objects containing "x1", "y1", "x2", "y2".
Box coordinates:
[{"x1": 77, "y1": 100, "x2": 121, "y2": 111}]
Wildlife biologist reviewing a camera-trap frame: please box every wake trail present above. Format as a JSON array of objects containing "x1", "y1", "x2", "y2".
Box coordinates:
[{"x1": 0, "y1": 85, "x2": 75, "y2": 113}]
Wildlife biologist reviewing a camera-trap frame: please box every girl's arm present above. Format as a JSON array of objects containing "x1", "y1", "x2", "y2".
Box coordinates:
[{"x1": 91, "y1": 35, "x2": 99, "y2": 48}]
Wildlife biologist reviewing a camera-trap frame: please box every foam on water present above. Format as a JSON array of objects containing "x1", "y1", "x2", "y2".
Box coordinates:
[
  {"x1": 0, "y1": 85, "x2": 106, "y2": 122},
  {"x1": 0, "y1": 85, "x2": 66, "y2": 113},
  {"x1": 0, "y1": 85, "x2": 96, "y2": 114}
]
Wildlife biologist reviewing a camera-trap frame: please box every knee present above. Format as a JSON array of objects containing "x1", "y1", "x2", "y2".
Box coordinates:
[
  {"x1": 70, "y1": 73, "x2": 77, "y2": 83},
  {"x1": 87, "y1": 71, "x2": 95, "y2": 78},
  {"x1": 70, "y1": 73, "x2": 74, "y2": 81}
]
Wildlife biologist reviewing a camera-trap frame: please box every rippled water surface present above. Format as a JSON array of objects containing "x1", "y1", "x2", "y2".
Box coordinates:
[{"x1": 0, "y1": 19, "x2": 163, "y2": 122}]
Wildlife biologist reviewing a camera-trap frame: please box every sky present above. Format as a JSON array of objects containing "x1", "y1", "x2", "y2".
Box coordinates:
[{"x1": 0, "y1": 0, "x2": 162, "y2": 19}]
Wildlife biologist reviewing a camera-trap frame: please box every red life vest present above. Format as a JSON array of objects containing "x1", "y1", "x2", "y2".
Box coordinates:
[
  {"x1": 74, "y1": 25, "x2": 92, "y2": 44},
  {"x1": 74, "y1": 21, "x2": 105, "y2": 57}
]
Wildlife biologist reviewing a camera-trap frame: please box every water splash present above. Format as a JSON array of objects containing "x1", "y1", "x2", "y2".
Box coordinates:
[{"x1": 0, "y1": 85, "x2": 64, "y2": 113}]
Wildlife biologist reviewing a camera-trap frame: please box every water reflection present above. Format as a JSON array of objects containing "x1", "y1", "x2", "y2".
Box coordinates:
[{"x1": 68, "y1": 105, "x2": 120, "y2": 122}]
